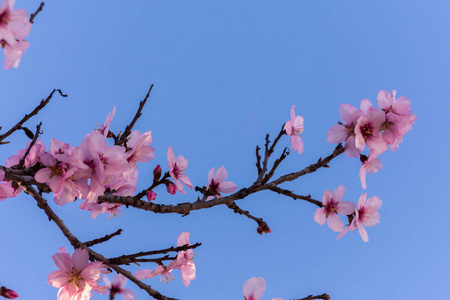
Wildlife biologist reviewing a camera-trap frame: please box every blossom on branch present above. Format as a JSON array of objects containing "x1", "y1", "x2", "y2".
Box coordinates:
[
  {"x1": 314, "y1": 185, "x2": 355, "y2": 232},
  {"x1": 284, "y1": 105, "x2": 304, "y2": 154},
  {"x1": 104, "y1": 274, "x2": 135, "y2": 300},
  {"x1": 0, "y1": 0, "x2": 32, "y2": 69},
  {"x1": 47, "y1": 247, "x2": 109, "y2": 300},
  {"x1": 359, "y1": 154, "x2": 382, "y2": 190},
  {"x1": 205, "y1": 165, "x2": 237, "y2": 199},
  {"x1": 0, "y1": 286, "x2": 18, "y2": 299},
  {"x1": 167, "y1": 146, "x2": 193, "y2": 194},
  {"x1": 337, "y1": 193, "x2": 382, "y2": 242}
]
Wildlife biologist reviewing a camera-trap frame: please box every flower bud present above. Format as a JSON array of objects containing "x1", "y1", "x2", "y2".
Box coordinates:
[
  {"x1": 165, "y1": 180, "x2": 177, "y2": 195},
  {"x1": 153, "y1": 165, "x2": 162, "y2": 182},
  {"x1": 146, "y1": 190, "x2": 157, "y2": 201},
  {"x1": 256, "y1": 222, "x2": 271, "y2": 235},
  {"x1": 0, "y1": 286, "x2": 19, "y2": 299}
]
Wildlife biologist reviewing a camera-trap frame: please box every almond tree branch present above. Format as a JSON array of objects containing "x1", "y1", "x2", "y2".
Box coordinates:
[
  {"x1": 226, "y1": 201, "x2": 266, "y2": 226},
  {"x1": 117, "y1": 85, "x2": 153, "y2": 146},
  {"x1": 268, "y1": 186, "x2": 322, "y2": 208},
  {"x1": 18, "y1": 182, "x2": 177, "y2": 300},
  {"x1": 84, "y1": 229, "x2": 123, "y2": 247},
  {"x1": 256, "y1": 126, "x2": 285, "y2": 184},
  {"x1": 29, "y1": 2, "x2": 45, "y2": 23},
  {"x1": 0, "y1": 89, "x2": 67, "y2": 143}
]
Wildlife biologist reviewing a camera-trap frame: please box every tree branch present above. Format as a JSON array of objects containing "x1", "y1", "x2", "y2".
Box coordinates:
[
  {"x1": 84, "y1": 229, "x2": 123, "y2": 247},
  {"x1": 268, "y1": 186, "x2": 322, "y2": 208},
  {"x1": 29, "y1": 2, "x2": 45, "y2": 24},
  {"x1": 295, "y1": 294, "x2": 330, "y2": 300}
]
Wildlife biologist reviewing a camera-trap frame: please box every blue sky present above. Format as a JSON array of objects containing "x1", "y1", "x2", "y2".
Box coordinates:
[{"x1": 1, "y1": 1, "x2": 449, "y2": 299}]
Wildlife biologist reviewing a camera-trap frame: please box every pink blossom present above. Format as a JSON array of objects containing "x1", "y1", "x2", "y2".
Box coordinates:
[
  {"x1": 104, "y1": 274, "x2": 135, "y2": 300},
  {"x1": 0, "y1": 286, "x2": 18, "y2": 299},
  {"x1": 98, "y1": 106, "x2": 116, "y2": 136},
  {"x1": 337, "y1": 193, "x2": 382, "y2": 242},
  {"x1": 377, "y1": 90, "x2": 416, "y2": 152},
  {"x1": 176, "y1": 231, "x2": 196, "y2": 287},
  {"x1": 284, "y1": 105, "x2": 304, "y2": 154},
  {"x1": 206, "y1": 166, "x2": 237, "y2": 199},
  {"x1": 47, "y1": 247, "x2": 109, "y2": 300},
  {"x1": 126, "y1": 130, "x2": 155, "y2": 165},
  {"x1": 327, "y1": 103, "x2": 360, "y2": 158},
  {"x1": 0, "y1": 0, "x2": 32, "y2": 69},
  {"x1": 314, "y1": 185, "x2": 355, "y2": 232},
  {"x1": 359, "y1": 155, "x2": 382, "y2": 189},
  {"x1": 135, "y1": 259, "x2": 186, "y2": 284},
  {"x1": 243, "y1": 277, "x2": 266, "y2": 300},
  {"x1": 0, "y1": 169, "x2": 14, "y2": 200},
  {"x1": 167, "y1": 146, "x2": 193, "y2": 194},
  {"x1": 256, "y1": 222, "x2": 272, "y2": 235},
  {"x1": 354, "y1": 106, "x2": 388, "y2": 156},
  {"x1": 5, "y1": 139, "x2": 46, "y2": 168},
  {"x1": 153, "y1": 164, "x2": 162, "y2": 182}
]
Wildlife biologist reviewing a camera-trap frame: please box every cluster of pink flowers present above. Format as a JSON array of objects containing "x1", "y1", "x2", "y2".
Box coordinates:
[
  {"x1": 0, "y1": 0, "x2": 31, "y2": 69},
  {"x1": 135, "y1": 231, "x2": 196, "y2": 287},
  {"x1": 48, "y1": 247, "x2": 135, "y2": 300},
  {"x1": 327, "y1": 90, "x2": 415, "y2": 188},
  {"x1": 243, "y1": 277, "x2": 282, "y2": 300},
  {"x1": 314, "y1": 186, "x2": 382, "y2": 242}
]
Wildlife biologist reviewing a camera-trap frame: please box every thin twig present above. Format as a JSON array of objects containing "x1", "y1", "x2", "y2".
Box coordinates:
[
  {"x1": 29, "y1": 2, "x2": 45, "y2": 24},
  {"x1": 0, "y1": 89, "x2": 66, "y2": 143},
  {"x1": 117, "y1": 85, "x2": 153, "y2": 146},
  {"x1": 262, "y1": 146, "x2": 290, "y2": 184},
  {"x1": 256, "y1": 125, "x2": 285, "y2": 184},
  {"x1": 109, "y1": 243, "x2": 201, "y2": 265},
  {"x1": 85, "y1": 229, "x2": 123, "y2": 247},
  {"x1": 268, "y1": 186, "x2": 322, "y2": 207},
  {"x1": 295, "y1": 294, "x2": 330, "y2": 300}
]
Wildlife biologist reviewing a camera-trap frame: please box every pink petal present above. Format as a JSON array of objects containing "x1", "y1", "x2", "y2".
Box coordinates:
[
  {"x1": 339, "y1": 103, "x2": 357, "y2": 125},
  {"x1": 337, "y1": 201, "x2": 356, "y2": 215},
  {"x1": 314, "y1": 208, "x2": 326, "y2": 225},
  {"x1": 177, "y1": 231, "x2": 190, "y2": 247},
  {"x1": 326, "y1": 124, "x2": 347, "y2": 144},
  {"x1": 332, "y1": 185, "x2": 346, "y2": 203},
  {"x1": 47, "y1": 270, "x2": 69, "y2": 288},
  {"x1": 243, "y1": 277, "x2": 266, "y2": 300},
  {"x1": 208, "y1": 167, "x2": 215, "y2": 183},
  {"x1": 178, "y1": 174, "x2": 193, "y2": 189},
  {"x1": 326, "y1": 213, "x2": 344, "y2": 232},
  {"x1": 214, "y1": 165, "x2": 227, "y2": 183},
  {"x1": 72, "y1": 248, "x2": 89, "y2": 272},
  {"x1": 218, "y1": 181, "x2": 237, "y2": 193},
  {"x1": 358, "y1": 223, "x2": 369, "y2": 242}
]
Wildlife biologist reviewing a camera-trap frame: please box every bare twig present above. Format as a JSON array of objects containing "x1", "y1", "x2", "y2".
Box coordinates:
[
  {"x1": 268, "y1": 186, "x2": 322, "y2": 208},
  {"x1": 85, "y1": 229, "x2": 123, "y2": 247},
  {"x1": 29, "y1": 2, "x2": 45, "y2": 24},
  {"x1": 227, "y1": 201, "x2": 265, "y2": 225},
  {"x1": 0, "y1": 89, "x2": 66, "y2": 143},
  {"x1": 256, "y1": 125, "x2": 285, "y2": 184},
  {"x1": 117, "y1": 85, "x2": 153, "y2": 146},
  {"x1": 109, "y1": 243, "x2": 201, "y2": 265},
  {"x1": 262, "y1": 147, "x2": 290, "y2": 184}
]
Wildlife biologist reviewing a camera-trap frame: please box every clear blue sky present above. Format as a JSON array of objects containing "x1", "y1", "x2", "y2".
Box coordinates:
[{"x1": 1, "y1": 1, "x2": 449, "y2": 299}]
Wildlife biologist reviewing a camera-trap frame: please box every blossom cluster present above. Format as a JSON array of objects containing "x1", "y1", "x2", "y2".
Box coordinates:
[{"x1": 0, "y1": 0, "x2": 31, "y2": 69}]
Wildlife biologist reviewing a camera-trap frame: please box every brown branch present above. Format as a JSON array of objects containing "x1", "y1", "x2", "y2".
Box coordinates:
[
  {"x1": 19, "y1": 182, "x2": 177, "y2": 300},
  {"x1": 227, "y1": 201, "x2": 264, "y2": 224},
  {"x1": 268, "y1": 186, "x2": 322, "y2": 208},
  {"x1": 271, "y1": 143, "x2": 344, "y2": 186},
  {"x1": 134, "y1": 172, "x2": 169, "y2": 200},
  {"x1": 29, "y1": 2, "x2": 45, "y2": 23},
  {"x1": 117, "y1": 85, "x2": 153, "y2": 146},
  {"x1": 256, "y1": 125, "x2": 286, "y2": 184},
  {"x1": 109, "y1": 243, "x2": 201, "y2": 265},
  {"x1": 17, "y1": 122, "x2": 42, "y2": 169},
  {"x1": 0, "y1": 89, "x2": 66, "y2": 143},
  {"x1": 85, "y1": 229, "x2": 123, "y2": 247},
  {"x1": 295, "y1": 294, "x2": 330, "y2": 300},
  {"x1": 262, "y1": 146, "x2": 290, "y2": 184}
]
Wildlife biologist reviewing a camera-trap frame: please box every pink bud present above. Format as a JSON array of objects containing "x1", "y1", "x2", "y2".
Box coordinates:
[
  {"x1": 165, "y1": 180, "x2": 177, "y2": 195},
  {"x1": 153, "y1": 165, "x2": 162, "y2": 182},
  {"x1": 0, "y1": 286, "x2": 19, "y2": 299},
  {"x1": 256, "y1": 222, "x2": 272, "y2": 235},
  {"x1": 146, "y1": 190, "x2": 157, "y2": 201}
]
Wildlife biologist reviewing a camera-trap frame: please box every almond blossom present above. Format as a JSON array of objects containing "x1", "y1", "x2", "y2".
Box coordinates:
[
  {"x1": 0, "y1": 170, "x2": 14, "y2": 201},
  {"x1": 354, "y1": 102, "x2": 388, "y2": 156},
  {"x1": 243, "y1": 277, "x2": 266, "y2": 300},
  {"x1": 167, "y1": 146, "x2": 193, "y2": 194},
  {"x1": 135, "y1": 259, "x2": 186, "y2": 284},
  {"x1": 104, "y1": 274, "x2": 135, "y2": 300},
  {"x1": 206, "y1": 165, "x2": 237, "y2": 199},
  {"x1": 47, "y1": 247, "x2": 109, "y2": 300},
  {"x1": 359, "y1": 154, "x2": 382, "y2": 189},
  {"x1": 314, "y1": 185, "x2": 355, "y2": 232},
  {"x1": 327, "y1": 103, "x2": 360, "y2": 157},
  {"x1": 337, "y1": 193, "x2": 382, "y2": 242},
  {"x1": 0, "y1": 0, "x2": 32, "y2": 69},
  {"x1": 284, "y1": 105, "x2": 304, "y2": 154},
  {"x1": 176, "y1": 231, "x2": 196, "y2": 287},
  {"x1": 377, "y1": 90, "x2": 416, "y2": 152}
]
